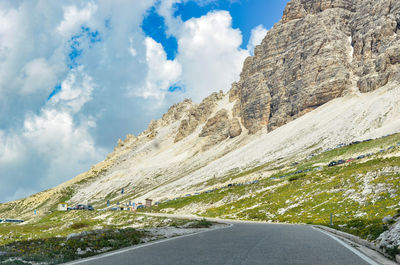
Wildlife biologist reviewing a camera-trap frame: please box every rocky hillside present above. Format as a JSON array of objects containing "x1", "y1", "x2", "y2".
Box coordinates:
[{"x1": 1, "y1": 0, "x2": 400, "y2": 219}]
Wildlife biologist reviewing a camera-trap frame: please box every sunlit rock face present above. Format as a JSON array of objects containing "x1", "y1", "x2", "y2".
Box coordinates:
[{"x1": 234, "y1": 0, "x2": 400, "y2": 134}]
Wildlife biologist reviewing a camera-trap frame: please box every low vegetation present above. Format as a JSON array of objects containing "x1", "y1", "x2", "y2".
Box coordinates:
[
  {"x1": 0, "y1": 211, "x2": 216, "y2": 264},
  {"x1": 0, "y1": 228, "x2": 145, "y2": 265}
]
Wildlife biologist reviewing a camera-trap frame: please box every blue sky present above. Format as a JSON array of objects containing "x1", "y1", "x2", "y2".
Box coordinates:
[
  {"x1": 0, "y1": 0, "x2": 289, "y2": 203},
  {"x1": 143, "y1": 0, "x2": 288, "y2": 60}
]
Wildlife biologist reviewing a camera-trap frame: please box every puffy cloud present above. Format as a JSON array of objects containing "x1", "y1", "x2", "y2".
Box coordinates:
[
  {"x1": 49, "y1": 67, "x2": 95, "y2": 113},
  {"x1": 0, "y1": 7, "x2": 19, "y2": 52},
  {"x1": 24, "y1": 110, "x2": 95, "y2": 157},
  {"x1": 23, "y1": 108, "x2": 104, "y2": 186},
  {"x1": 3, "y1": 66, "x2": 105, "y2": 200},
  {"x1": 128, "y1": 37, "x2": 137, "y2": 57},
  {"x1": 247, "y1": 24, "x2": 268, "y2": 55},
  {"x1": 0, "y1": 0, "x2": 155, "y2": 202},
  {"x1": 19, "y1": 58, "x2": 57, "y2": 95},
  {"x1": 175, "y1": 11, "x2": 249, "y2": 101},
  {"x1": 138, "y1": 37, "x2": 182, "y2": 99},
  {"x1": 135, "y1": 9, "x2": 250, "y2": 102},
  {"x1": 57, "y1": 2, "x2": 97, "y2": 37},
  {"x1": 0, "y1": 130, "x2": 24, "y2": 165}
]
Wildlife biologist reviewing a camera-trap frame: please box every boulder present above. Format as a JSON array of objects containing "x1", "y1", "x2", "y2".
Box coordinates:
[{"x1": 229, "y1": 118, "x2": 242, "y2": 138}]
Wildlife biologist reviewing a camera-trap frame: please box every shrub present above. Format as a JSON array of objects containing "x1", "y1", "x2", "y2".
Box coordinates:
[
  {"x1": 289, "y1": 173, "x2": 306, "y2": 182},
  {"x1": 190, "y1": 219, "x2": 213, "y2": 228},
  {"x1": 70, "y1": 222, "x2": 89, "y2": 229}
]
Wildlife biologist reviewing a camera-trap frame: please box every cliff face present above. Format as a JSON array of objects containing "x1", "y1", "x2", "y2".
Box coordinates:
[{"x1": 234, "y1": 0, "x2": 400, "y2": 133}]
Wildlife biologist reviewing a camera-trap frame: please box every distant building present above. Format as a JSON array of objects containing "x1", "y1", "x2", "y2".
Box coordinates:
[
  {"x1": 57, "y1": 203, "x2": 68, "y2": 211},
  {"x1": 145, "y1": 199, "x2": 152, "y2": 208}
]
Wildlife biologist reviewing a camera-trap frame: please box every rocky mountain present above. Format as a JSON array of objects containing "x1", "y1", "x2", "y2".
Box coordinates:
[
  {"x1": 2, "y1": 0, "x2": 400, "y2": 220},
  {"x1": 235, "y1": 0, "x2": 400, "y2": 133}
]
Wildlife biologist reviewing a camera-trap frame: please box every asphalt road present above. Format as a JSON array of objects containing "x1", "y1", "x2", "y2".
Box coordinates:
[{"x1": 65, "y1": 222, "x2": 377, "y2": 265}]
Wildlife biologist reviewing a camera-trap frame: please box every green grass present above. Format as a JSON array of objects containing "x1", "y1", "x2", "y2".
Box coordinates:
[
  {"x1": 308, "y1": 133, "x2": 400, "y2": 165},
  {"x1": 0, "y1": 227, "x2": 145, "y2": 265},
  {"x1": 0, "y1": 211, "x2": 167, "y2": 246},
  {"x1": 0, "y1": 210, "x2": 215, "y2": 264},
  {"x1": 168, "y1": 218, "x2": 213, "y2": 228}
]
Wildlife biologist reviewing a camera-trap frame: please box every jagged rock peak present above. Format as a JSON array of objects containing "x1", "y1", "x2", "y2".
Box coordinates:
[
  {"x1": 174, "y1": 91, "x2": 224, "y2": 142},
  {"x1": 160, "y1": 98, "x2": 194, "y2": 126},
  {"x1": 282, "y1": 0, "x2": 357, "y2": 23}
]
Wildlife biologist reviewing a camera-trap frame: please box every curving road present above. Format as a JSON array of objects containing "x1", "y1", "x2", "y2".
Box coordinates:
[{"x1": 64, "y1": 222, "x2": 380, "y2": 265}]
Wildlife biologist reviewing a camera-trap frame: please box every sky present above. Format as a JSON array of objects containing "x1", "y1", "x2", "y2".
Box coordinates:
[{"x1": 0, "y1": 0, "x2": 289, "y2": 203}]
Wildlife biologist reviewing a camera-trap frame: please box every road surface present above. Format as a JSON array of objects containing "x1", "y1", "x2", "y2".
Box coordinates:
[{"x1": 65, "y1": 222, "x2": 379, "y2": 265}]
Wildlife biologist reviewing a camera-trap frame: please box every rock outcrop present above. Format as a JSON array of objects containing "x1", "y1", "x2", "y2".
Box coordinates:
[
  {"x1": 199, "y1": 109, "x2": 230, "y2": 138},
  {"x1": 175, "y1": 91, "x2": 224, "y2": 142},
  {"x1": 351, "y1": 0, "x2": 400, "y2": 93},
  {"x1": 199, "y1": 109, "x2": 231, "y2": 150},
  {"x1": 232, "y1": 0, "x2": 400, "y2": 134},
  {"x1": 160, "y1": 99, "x2": 194, "y2": 126},
  {"x1": 229, "y1": 118, "x2": 242, "y2": 138}
]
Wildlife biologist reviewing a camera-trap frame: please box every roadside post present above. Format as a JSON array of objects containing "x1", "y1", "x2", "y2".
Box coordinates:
[{"x1": 330, "y1": 213, "x2": 333, "y2": 226}]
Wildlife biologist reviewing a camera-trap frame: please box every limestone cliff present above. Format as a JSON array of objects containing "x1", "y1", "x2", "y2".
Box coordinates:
[{"x1": 234, "y1": 0, "x2": 400, "y2": 133}]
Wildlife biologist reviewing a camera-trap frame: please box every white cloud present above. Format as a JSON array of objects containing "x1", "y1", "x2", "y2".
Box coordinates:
[
  {"x1": 128, "y1": 37, "x2": 137, "y2": 57},
  {"x1": 0, "y1": 130, "x2": 24, "y2": 165},
  {"x1": 23, "y1": 108, "x2": 105, "y2": 186},
  {"x1": 19, "y1": 58, "x2": 57, "y2": 95},
  {"x1": 24, "y1": 110, "x2": 77, "y2": 155},
  {"x1": 0, "y1": 1, "x2": 65, "y2": 100},
  {"x1": 138, "y1": 37, "x2": 182, "y2": 99},
  {"x1": 57, "y1": 2, "x2": 97, "y2": 36},
  {"x1": 23, "y1": 109, "x2": 100, "y2": 158},
  {"x1": 247, "y1": 24, "x2": 268, "y2": 56},
  {"x1": 175, "y1": 11, "x2": 249, "y2": 101},
  {"x1": 0, "y1": 7, "x2": 19, "y2": 51},
  {"x1": 50, "y1": 67, "x2": 95, "y2": 113},
  {"x1": 157, "y1": 0, "x2": 183, "y2": 36},
  {"x1": 134, "y1": 9, "x2": 249, "y2": 102}
]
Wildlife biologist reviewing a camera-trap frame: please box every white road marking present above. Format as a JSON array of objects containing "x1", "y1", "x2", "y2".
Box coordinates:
[{"x1": 313, "y1": 227, "x2": 381, "y2": 265}]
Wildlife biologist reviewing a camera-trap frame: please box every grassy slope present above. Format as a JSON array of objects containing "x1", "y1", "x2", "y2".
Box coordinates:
[
  {"x1": 151, "y1": 133, "x2": 400, "y2": 241},
  {"x1": 0, "y1": 211, "x2": 211, "y2": 264}
]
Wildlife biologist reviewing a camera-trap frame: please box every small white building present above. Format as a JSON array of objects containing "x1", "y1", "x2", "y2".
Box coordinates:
[{"x1": 57, "y1": 203, "x2": 68, "y2": 211}]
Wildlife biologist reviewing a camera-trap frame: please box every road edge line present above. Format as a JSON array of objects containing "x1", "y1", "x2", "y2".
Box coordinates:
[{"x1": 312, "y1": 227, "x2": 381, "y2": 265}]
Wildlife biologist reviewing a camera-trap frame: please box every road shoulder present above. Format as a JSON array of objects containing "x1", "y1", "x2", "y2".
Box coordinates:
[{"x1": 313, "y1": 225, "x2": 398, "y2": 265}]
